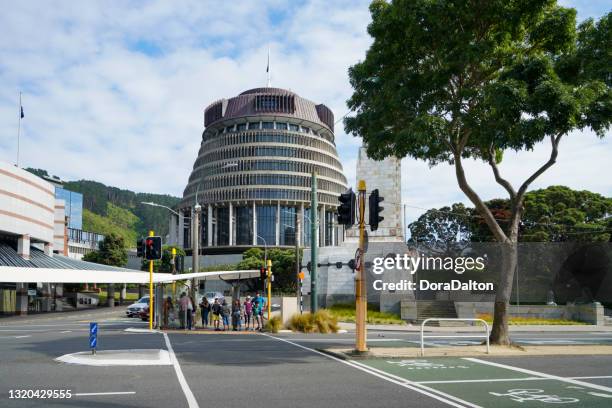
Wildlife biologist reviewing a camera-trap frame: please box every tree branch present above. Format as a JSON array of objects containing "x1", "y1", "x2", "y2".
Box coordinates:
[
  {"x1": 508, "y1": 133, "x2": 563, "y2": 240},
  {"x1": 487, "y1": 146, "x2": 516, "y2": 201},
  {"x1": 454, "y1": 150, "x2": 509, "y2": 243},
  {"x1": 516, "y1": 134, "x2": 563, "y2": 200}
]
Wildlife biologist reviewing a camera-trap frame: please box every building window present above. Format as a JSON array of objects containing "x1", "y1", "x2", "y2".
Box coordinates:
[
  {"x1": 217, "y1": 207, "x2": 229, "y2": 246},
  {"x1": 237, "y1": 123, "x2": 247, "y2": 131},
  {"x1": 280, "y1": 206, "x2": 296, "y2": 246},
  {"x1": 289, "y1": 124, "x2": 299, "y2": 132},
  {"x1": 276, "y1": 122, "x2": 288, "y2": 130},
  {"x1": 303, "y1": 207, "x2": 311, "y2": 247},
  {"x1": 325, "y1": 210, "x2": 334, "y2": 246},
  {"x1": 262, "y1": 121, "x2": 274, "y2": 129},
  {"x1": 248, "y1": 122, "x2": 260, "y2": 130},
  {"x1": 235, "y1": 206, "x2": 253, "y2": 245},
  {"x1": 256, "y1": 205, "x2": 276, "y2": 247}
]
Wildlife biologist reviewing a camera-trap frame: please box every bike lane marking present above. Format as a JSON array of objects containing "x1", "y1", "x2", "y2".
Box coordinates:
[
  {"x1": 261, "y1": 333, "x2": 474, "y2": 407},
  {"x1": 464, "y1": 358, "x2": 612, "y2": 394}
]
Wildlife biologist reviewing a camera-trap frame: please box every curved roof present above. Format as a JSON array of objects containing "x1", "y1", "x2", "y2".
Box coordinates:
[{"x1": 204, "y1": 87, "x2": 335, "y2": 132}]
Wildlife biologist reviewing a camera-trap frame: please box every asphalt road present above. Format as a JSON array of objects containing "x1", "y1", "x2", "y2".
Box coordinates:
[{"x1": 1, "y1": 308, "x2": 611, "y2": 408}]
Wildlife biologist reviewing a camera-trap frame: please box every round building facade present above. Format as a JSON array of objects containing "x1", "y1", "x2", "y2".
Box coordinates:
[{"x1": 171, "y1": 87, "x2": 348, "y2": 252}]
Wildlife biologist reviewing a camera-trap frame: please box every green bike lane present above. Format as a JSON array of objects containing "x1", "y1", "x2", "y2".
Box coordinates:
[{"x1": 353, "y1": 356, "x2": 612, "y2": 407}]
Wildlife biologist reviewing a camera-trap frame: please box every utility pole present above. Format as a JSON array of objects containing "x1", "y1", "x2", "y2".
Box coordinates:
[
  {"x1": 192, "y1": 204, "x2": 201, "y2": 301},
  {"x1": 148, "y1": 230, "x2": 154, "y2": 331},
  {"x1": 266, "y1": 259, "x2": 272, "y2": 321},
  {"x1": 295, "y1": 215, "x2": 300, "y2": 313},
  {"x1": 310, "y1": 171, "x2": 318, "y2": 313},
  {"x1": 355, "y1": 180, "x2": 368, "y2": 353}
]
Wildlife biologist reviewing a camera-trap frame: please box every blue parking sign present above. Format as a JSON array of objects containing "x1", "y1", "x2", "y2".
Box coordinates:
[{"x1": 89, "y1": 322, "x2": 98, "y2": 349}]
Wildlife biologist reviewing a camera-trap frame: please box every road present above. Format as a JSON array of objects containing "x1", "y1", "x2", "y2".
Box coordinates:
[{"x1": 1, "y1": 308, "x2": 611, "y2": 407}]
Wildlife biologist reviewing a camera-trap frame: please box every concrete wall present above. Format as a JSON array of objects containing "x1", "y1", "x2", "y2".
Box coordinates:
[
  {"x1": 453, "y1": 301, "x2": 605, "y2": 325},
  {"x1": 0, "y1": 161, "x2": 55, "y2": 245}
]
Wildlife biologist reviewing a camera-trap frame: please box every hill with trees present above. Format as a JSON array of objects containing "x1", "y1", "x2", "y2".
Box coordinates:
[{"x1": 25, "y1": 168, "x2": 180, "y2": 248}]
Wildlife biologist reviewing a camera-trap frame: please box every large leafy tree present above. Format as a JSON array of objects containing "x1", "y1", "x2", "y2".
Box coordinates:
[
  {"x1": 237, "y1": 248, "x2": 301, "y2": 293},
  {"x1": 346, "y1": 1, "x2": 611, "y2": 344},
  {"x1": 83, "y1": 233, "x2": 128, "y2": 267}
]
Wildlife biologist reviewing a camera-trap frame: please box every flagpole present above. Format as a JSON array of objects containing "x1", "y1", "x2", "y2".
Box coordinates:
[
  {"x1": 17, "y1": 92, "x2": 21, "y2": 167},
  {"x1": 266, "y1": 46, "x2": 271, "y2": 87}
]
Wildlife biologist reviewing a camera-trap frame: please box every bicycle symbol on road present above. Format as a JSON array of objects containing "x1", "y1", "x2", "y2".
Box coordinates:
[
  {"x1": 386, "y1": 360, "x2": 468, "y2": 370},
  {"x1": 490, "y1": 389, "x2": 579, "y2": 404}
]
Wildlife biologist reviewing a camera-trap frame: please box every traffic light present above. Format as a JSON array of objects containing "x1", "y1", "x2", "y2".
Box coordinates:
[
  {"x1": 260, "y1": 267, "x2": 266, "y2": 280},
  {"x1": 337, "y1": 188, "x2": 356, "y2": 227},
  {"x1": 136, "y1": 238, "x2": 145, "y2": 258},
  {"x1": 144, "y1": 236, "x2": 162, "y2": 260},
  {"x1": 368, "y1": 189, "x2": 384, "y2": 231}
]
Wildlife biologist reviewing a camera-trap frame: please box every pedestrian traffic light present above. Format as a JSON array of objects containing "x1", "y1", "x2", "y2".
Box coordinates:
[
  {"x1": 337, "y1": 188, "x2": 356, "y2": 227},
  {"x1": 260, "y1": 267, "x2": 266, "y2": 280},
  {"x1": 144, "y1": 236, "x2": 162, "y2": 260},
  {"x1": 369, "y1": 189, "x2": 384, "y2": 231},
  {"x1": 136, "y1": 238, "x2": 145, "y2": 258}
]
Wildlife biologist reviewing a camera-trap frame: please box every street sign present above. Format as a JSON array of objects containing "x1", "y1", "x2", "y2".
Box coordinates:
[{"x1": 89, "y1": 322, "x2": 98, "y2": 352}]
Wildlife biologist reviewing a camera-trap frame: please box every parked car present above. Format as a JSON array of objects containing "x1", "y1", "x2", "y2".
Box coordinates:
[
  {"x1": 201, "y1": 291, "x2": 224, "y2": 305},
  {"x1": 126, "y1": 296, "x2": 149, "y2": 317},
  {"x1": 140, "y1": 305, "x2": 149, "y2": 322}
]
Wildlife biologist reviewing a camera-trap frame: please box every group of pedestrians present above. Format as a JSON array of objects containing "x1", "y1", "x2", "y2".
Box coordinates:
[{"x1": 198, "y1": 293, "x2": 267, "y2": 331}]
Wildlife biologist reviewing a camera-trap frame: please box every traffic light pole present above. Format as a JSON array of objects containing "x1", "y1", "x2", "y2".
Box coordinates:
[
  {"x1": 267, "y1": 259, "x2": 272, "y2": 321},
  {"x1": 310, "y1": 171, "x2": 318, "y2": 313},
  {"x1": 355, "y1": 180, "x2": 368, "y2": 353},
  {"x1": 148, "y1": 230, "x2": 154, "y2": 331}
]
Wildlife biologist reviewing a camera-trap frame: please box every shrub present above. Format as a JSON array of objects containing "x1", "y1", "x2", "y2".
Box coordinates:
[
  {"x1": 265, "y1": 316, "x2": 282, "y2": 333},
  {"x1": 287, "y1": 310, "x2": 338, "y2": 333}
]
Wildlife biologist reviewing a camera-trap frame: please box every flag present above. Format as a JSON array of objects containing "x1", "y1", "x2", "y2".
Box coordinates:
[
  {"x1": 266, "y1": 49, "x2": 270, "y2": 73},
  {"x1": 20, "y1": 106, "x2": 24, "y2": 119}
]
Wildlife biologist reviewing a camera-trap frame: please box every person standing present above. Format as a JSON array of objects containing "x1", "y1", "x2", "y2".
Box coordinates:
[
  {"x1": 211, "y1": 298, "x2": 221, "y2": 331},
  {"x1": 253, "y1": 292, "x2": 266, "y2": 331},
  {"x1": 179, "y1": 292, "x2": 193, "y2": 330},
  {"x1": 243, "y1": 296, "x2": 253, "y2": 331},
  {"x1": 253, "y1": 299, "x2": 262, "y2": 331},
  {"x1": 220, "y1": 299, "x2": 230, "y2": 331},
  {"x1": 199, "y1": 297, "x2": 211, "y2": 329},
  {"x1": 178, "y1": 293, "x2": 187, "y2": 329},
  {"x1": 231, "y1": 299, "x2": 242, "y2": 331},
  {"x1": 163, "y1": 296, "x2": 173, "y2": 329}
]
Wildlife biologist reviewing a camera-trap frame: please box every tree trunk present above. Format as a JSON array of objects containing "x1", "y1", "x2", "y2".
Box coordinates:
[{"x1": 489, "y1": 241, "x2": 518, "y2": 345}]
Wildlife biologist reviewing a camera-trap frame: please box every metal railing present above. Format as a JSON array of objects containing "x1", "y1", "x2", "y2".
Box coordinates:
[{"x1": 420, "y1": 318, "x2": 490, "y2": 356}]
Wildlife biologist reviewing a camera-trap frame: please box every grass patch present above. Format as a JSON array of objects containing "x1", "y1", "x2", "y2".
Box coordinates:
[
  {"x1": 98, "y1": 291, "x2": 139, "y2": 305},
  {"x1": 328, "y1": 303, "x2": 404, "y2": 325},
  {"x1": 287, "y1": 310, "x2": 339, "y2": 333},
  {"x1": 265, "y1": 316, "x2": 282, "y2": 333},
  {"x1": 477, "y1": 313, "x2": 588, "y2": 325}
]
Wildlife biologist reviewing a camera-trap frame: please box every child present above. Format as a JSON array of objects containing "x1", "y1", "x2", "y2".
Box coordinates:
[
  {"x1": 231, "y1": 299, "x2": 242, "y2": 331},
  {"x1": 243, "y1": 296, "x2": 253, "y2": 330}
]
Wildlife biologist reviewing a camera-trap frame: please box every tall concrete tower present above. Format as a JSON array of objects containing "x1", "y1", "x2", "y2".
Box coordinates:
[{"x1": 346, "y1": 146, "x2": 404, "y2": 242}]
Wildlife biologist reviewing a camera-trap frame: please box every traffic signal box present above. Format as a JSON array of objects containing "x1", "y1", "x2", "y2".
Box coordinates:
[
  {"x1": 144, "y1": 236, "x2": 162, "y2": 260},
  {"x1": 136, "y1": 238, "x2": 145, "y2": 258},
  {"x1": 368, "y1": 189, "x2": 384, "y2": 231},
  {"x1": 337, "y1": 188, "x2": 356, "y2": 227}
]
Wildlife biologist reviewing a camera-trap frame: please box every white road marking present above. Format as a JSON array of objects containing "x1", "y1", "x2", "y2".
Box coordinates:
[
  {"x1": 75, "y1": 391, "x2": 136, "y2": 396},
  {"x1": 418, "y1": 375, "x2": 612, "y2": 384},
  {"x1": 261, "y1": 333, "x2": 475, "y2": 408},
  {"x1": 60, "y1": 330, "x2": 72, "y2": 333},
  {"x1": 162, "y1": 332, "x2": 199, "y2": 408},
  {"x1": 465, "y1": 358, "x2": 612, "y2": 393},
  {"x1": 14, "y1": 335, "x2": 30, "y2": 338}
]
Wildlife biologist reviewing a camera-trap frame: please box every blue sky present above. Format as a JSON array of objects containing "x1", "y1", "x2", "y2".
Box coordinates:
[{"x1": 0, "y1": 0, "x2": 610, "y2": 226}]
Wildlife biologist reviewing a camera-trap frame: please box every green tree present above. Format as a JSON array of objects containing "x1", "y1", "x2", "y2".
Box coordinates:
[
  {"x1": 346, "y1": 1, "x2": 611, "y2": 344},
  {"x1": 83, "y1": 233, "x2": 128, "y2": 267},
  {"x1": 236, "y1": 248, "x2": 301, "y2": 293},
  {"x1": 408, "y1": 203, "x2": 472, "y2": 254}
]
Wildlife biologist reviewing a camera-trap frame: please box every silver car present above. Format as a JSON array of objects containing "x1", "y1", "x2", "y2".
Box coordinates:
[{"x1": 126, "y1": 296, "x2": 149, "y2": 317}]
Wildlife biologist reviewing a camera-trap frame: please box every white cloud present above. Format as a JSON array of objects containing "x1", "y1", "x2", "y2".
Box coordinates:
[{"x1": 0, "y1": 0, "x2": 609, "y2": 225}]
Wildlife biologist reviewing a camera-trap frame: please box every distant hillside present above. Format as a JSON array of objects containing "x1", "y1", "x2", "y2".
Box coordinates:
[{"x1": 25, "y1": 168, "x2": 181, "y2": 247}]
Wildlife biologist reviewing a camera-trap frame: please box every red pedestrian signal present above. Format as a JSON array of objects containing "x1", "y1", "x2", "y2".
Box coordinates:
[{"x1": 144, "y1": 236, "x2": 162, "y2": 260}]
